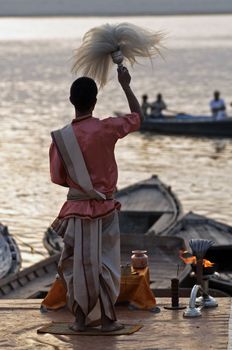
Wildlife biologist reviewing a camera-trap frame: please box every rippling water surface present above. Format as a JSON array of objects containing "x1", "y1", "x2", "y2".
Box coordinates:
[{"x1": 0, "y1": 15, "x2": 232, "y2": 267}]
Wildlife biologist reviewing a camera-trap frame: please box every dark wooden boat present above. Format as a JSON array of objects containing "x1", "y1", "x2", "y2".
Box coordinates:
[
  {"x1": 164, "y1": 212, "x2": 232, "y2": 294},
  {"x1": 43, "y1": 175, "x2": 183, "y2": 255},
  {"x1": 0, "y1": 223, "x2": 21, "y2": 280},
  {"x1": 140, "y1": 115, "x2": 232, "y2": 137},
  {"x1": 115, "y1": 111, "x2": 232, "y2": 137}
]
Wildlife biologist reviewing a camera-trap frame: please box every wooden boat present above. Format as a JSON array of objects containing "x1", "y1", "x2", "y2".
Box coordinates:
[
  {"x1": 140, "y1": 115, "x2": 232, "y2": 137},
  {"x1": 43, "y1": 175, "x2": 183, "y2": 255},
  {"x1": 0, "y1": 223, "x2": 21, "y2": 280},
  {"x1": 115, "y1": 111, "x2": 232, "y2": 137},
  {"x1": 164, "y1": 212, "x2": 232, "y2": 294}
]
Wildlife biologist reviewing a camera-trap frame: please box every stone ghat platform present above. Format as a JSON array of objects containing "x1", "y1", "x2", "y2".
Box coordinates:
[{"x1": 0, "y1": 298, "x2": 231, "y2": 350}]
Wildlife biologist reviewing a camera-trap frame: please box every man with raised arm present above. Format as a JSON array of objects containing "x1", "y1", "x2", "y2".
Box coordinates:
[{"x1": 49, "y1": 67, "x2": 143, "y2": 332}]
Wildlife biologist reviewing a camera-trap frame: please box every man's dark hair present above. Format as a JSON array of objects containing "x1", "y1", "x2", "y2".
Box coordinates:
[{"x1": 70, "y1": 77, "x2": 98, "y2": 112}]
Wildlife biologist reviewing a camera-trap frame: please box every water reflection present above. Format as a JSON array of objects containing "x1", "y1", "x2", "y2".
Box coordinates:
[{"x1": 0, "y1": 16, "x2": 232, "y2": 268}]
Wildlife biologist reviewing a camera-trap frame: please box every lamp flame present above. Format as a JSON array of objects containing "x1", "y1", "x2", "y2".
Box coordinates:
[{"x1": 179, "y1": 250, "x2": 214, "y2": 268}]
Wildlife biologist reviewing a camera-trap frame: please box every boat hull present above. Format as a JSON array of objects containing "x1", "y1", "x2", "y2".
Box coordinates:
[{"x1": 140, "y1": 116, "x2": 232, "y2": 137}]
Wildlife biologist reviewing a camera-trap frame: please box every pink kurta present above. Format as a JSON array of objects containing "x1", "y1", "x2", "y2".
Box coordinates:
[{"x1": 50, "y1": 113, "x2": 140, "y2": 219}]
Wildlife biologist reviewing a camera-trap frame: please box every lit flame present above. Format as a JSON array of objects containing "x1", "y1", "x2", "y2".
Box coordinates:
[
  {"x1": 179, "y1": 250, "x2": 214, "y2": 267},
  {"x1": 203, "y1": 259, "x2": 214, "y2": 268}
]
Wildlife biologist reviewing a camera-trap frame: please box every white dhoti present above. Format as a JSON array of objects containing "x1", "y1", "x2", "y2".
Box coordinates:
[
  {"x1": 57, "y1": 210, "x2": 120, "y2": 322},
  {"x1": 51, "y1": 123, "x2": 121, "y2": 322}
]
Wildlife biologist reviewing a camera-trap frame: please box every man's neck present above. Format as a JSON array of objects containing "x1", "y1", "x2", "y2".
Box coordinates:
[{"x1": 75, "y1": 110, "x2": 93, "y2": 120}]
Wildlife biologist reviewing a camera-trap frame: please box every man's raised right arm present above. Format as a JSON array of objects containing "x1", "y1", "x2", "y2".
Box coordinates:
[{"x1": 118, "y1": 67, "x2": 144, "y2": 122}]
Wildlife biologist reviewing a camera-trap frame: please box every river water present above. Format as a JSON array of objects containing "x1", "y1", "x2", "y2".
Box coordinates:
[{"x1": 0, "y1": 15, "x2": 232, "y2": 267}]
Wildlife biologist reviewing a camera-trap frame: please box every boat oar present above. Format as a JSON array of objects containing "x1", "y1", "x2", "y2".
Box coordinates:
[{"x1": 165, "y1": 108, "x2": 187, "y2": 116}]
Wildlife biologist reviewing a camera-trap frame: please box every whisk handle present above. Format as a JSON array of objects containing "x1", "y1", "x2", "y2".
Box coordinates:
[
  {"x1": 117, "y1": 63, "x2": 124, "y2": 70},
  {"x1": 111, "y1": 50, "x2": 124, "y2": 67}
]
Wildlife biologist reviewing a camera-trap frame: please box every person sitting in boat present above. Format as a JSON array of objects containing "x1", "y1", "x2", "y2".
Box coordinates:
[
  {"x1": 210, "y1": 91, "x2": 227, "y2": 119},
  {"x1": 141, "y1": 94, "x2": 151, "y2": 117},
  {"x1": 150, "y1": 93, "x2": 167, "y2": 118}
]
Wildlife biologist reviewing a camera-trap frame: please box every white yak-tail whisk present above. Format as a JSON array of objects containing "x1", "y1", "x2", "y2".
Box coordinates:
[{"x1": 71, "y1": 22, "x2": 165, "y2": 87}]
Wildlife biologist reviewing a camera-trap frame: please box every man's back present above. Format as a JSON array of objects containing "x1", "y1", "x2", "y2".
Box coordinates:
[{"x1": 71, "y1": 114, "x2": 140, "y2": 194}]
